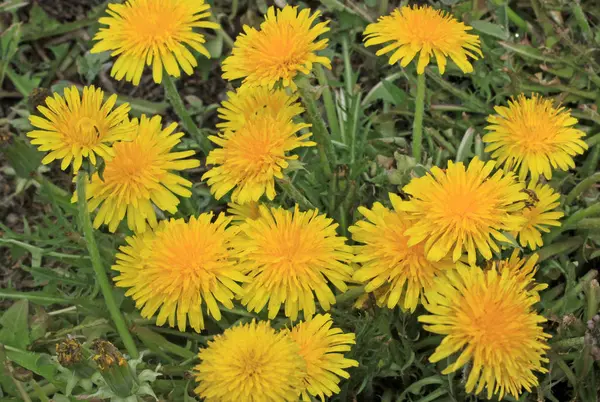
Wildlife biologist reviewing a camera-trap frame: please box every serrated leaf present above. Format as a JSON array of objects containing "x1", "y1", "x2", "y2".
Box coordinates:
[
  {"x1": 470, "y1": 20, "x2": 509, "y2": 40},
  {"x1": 0, "y1": 300, "x2": 30, "y2": 349},
  {"x1": 77, "y1": 51, "x2": 111, "y2": 83}
]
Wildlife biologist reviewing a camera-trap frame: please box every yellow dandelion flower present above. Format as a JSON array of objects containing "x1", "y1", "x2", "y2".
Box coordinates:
[
  {"x1": 27, "y1": 85, "x2": 136, "y2": 171},
  {"x1": 227, "y1": 201, "x2": 262, "y2": 223},
  {"x1": 113, "y1": 213, "x2": 246, "y2": 332},
  {"x1": 363, "y1": 5, "x2": 482, "y2": 74},
  {"x1": 194, "y1": 320, "x2": 306, "y2": 402},
  {"x1": 515, "y1": 182, "x2": 564, "y2": 250},
  {"x1": 349, "y1": 194, "x2": 454, "y2": 312},
  {"x1": 419, "y1": 264, "x2": 550, "y2": 400},
  {"x1": 287, "y1": 314, "x2": 358, "y2": 401},
  {"x1": 80, "y1": 115, "x2": 199, "y2": 233},
  {"x1": 484, "y1": 94, "x2": 588, "y2": 182},
  {"x1": 217, "y1": 85, "x2": 303, "y2": 133},
  {"x1": 398, "y1": 158, "x2": 527, "y2": 265},
  {"x1": 222, "y1": 5, "x2": 331, "y2": 89},
  {"x1": 490, "y1": 250, "x2": 547, "y2": 299},
  {"x1": 232, "y1": 205, "x2": 354, "y2": 321},
  {"x1": 92, "y1": 0, "x2": 220, "y2": 85},
  {"x1": 202, "y1": 111, "x2": 315, "y2": 203}
]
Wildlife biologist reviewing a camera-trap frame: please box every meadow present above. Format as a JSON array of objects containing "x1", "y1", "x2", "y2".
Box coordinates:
[{"x1": 1, "y1": 0, "x2": 599, "y2": 401}]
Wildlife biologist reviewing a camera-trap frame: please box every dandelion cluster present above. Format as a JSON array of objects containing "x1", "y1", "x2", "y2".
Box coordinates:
[
  {"x1": 194, "y1": 316, "x2": 357, "y2": 402},
  {"x1": 29, "y1": 1, "x2": 590, "y2": 401}
]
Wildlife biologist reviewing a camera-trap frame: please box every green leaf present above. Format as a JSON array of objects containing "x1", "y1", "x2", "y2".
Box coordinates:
[
  {"x1": 0, "y1": 23, "x2": 21, "y2": 86},
  {"x1": 470, "y1": 20, "x2": 509, "y2": 40},
  {"x1": 0, "y1": 0, "x2": 29, "y2": 12},
  {"x1": 2, "y1": 136, "x2": 43, "y2": 179},
  {"x1": 5, "y1": 349, "x2": 60, "y2": 384},
  {"x1": 381, "y1": 80, "x2": 408, "y2": 106},
  {"x1": 0, "y1": 300, "x2": 30, "y2": 349},
  {"x1": 77, "y1": 51, "x2": 111, "y2": 84},
  {"x1": 22, "y1": 4, "x2": 61, "y2": 41},
  {"x1": 205, "y1": 35, "x2": 223, "y2": 59}
]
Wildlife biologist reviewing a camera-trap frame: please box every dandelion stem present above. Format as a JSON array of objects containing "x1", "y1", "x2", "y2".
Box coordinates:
[
  {"x1": 315, "y1": 65, "x2": 342, "y2": 142},
  {"x1": 163, "y1": 74, "x2": 212, "y2": 155},
  {"x1": 277, "y1": 178, "x2": 316, "y2": 210},
  {"x1": 76, "y1": 172, "x2": 139, "y2": 359},
  {"x1": 412, "y1": 73, "x2": 426, "y2": 162},
  {"x1": 553, "y1": 337, "x2": 585, "y2": 349},
  {"x1": 297, "y1": 81, "x2": 336, "y2": 176}
]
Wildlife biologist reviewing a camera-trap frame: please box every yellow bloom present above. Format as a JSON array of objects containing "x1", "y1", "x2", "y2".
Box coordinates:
[
  {"x1": 217, "y1": 85, "x2": 303, "y2": 133},
  {"x1": 194, "y1": 320, "x2": 306, "y2": 402},
  {"x1": 232, "y1": 205, "x2": 354, "y2": 321},
  {"x1": 112, "y1": 213, "x2": 245, "y2": 332},
  {"x1": 515, "y1": 182, "x2": 563, "y2": 250},
  {"x1": 202, "y1": 109, "x2": 314, "y2": 203},
  {"x1": 92, "y1": 0, "x2": 219, "y2": 85},
  {"x1": 227, "y1": 201, "x2": 262, "y2": 223},
  {"x1": 287, "y1": 314, "x2": 358, "y2": 401},
  {"x1": 81, "y1": 115, "x2": 199, "y2": 233},
  {"x1": 484, "y1": 94, "x2": 588, "y2": 182},
  {"x1": 27, "y1": 85, "x2": 136, "y2": 171},
  {"x1": 419, "y1": 264, "x2": 550, "y2": 399},
  {"x1": 398, "y1": 158, "x2": 527, "y2": 265},
  {"x1": 490, "y1": 250, "x2": 547, "y2": 299},
  {"x1": 222, "y1": 5, "x2": 331, "y2": 89},
  {"x1": 363, "y1": 5, "x2": 482, "y2": 74},
  {"x1": 349, "y1": 194, "x2": 454, "y2": 312}
]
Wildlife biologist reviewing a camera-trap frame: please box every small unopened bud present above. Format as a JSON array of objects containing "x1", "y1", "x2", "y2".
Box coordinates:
[
  {"x1": 594, "y1": 314, "x2": 600, "y2": 323},
  {"x1": 56, "y1": 338, "x2": 83, "y2": 367},
  {"x1": 588, "y1": 320, "x2": 595, "y2": 330}
]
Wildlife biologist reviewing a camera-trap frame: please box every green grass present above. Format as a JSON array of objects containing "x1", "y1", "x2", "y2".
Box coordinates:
[{"x1": 0, "y1": 0, "x2": 599, "y2": 401}]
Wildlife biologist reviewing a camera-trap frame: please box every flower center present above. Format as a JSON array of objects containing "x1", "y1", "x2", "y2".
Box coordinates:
[
  {"x1": 69, "y1": 116, "x2": 104, "y2": 146},
  {"x1": 103, "y1": 142, "x2": 155, "y2": 184},
  {"x1": 128, "y1": 4, "x2": 182, "y2": 45}
]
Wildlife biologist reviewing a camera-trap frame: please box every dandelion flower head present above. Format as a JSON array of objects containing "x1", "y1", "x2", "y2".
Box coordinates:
[
  {"x1": 514, "y1": 182, "x2": 563, "y2": 250},
  {"x1": 112, "y1": 213, "x2": 246, "y2": 332},
  {"x1": 217, "y1": 85, "x2": 303, "y2": 133},
  {"x1": 363, "y1": 5, "x2": 482, "y2": 74},
  {"x1": 232, "y1": 205, "x2": 354, "y2": 321},
  {"x1": 398, "y1": 158, "x2": 527, "y2": 265},
  {"x1": 28, "y1": 85, "x2": 136, "y2": 171},
  {"x1": 80, "y1": 115, "x2": 199, "y2": 233},
  {"x1": 349, "y1": 194, "x2": 454, "y2": 312},
  {"x1": 484, "y1": 94, "x2": 588, "y2": 182},
  {"x1": 194, "y1": 320, "x2": 306, "y2": 402},
  {"x1": 92, "y1": 0, "x2": 219, "y2": 85},
  {"x1": 202, "y1": 106, "x2": 314, "y2": 203},
  {"x1": 222, "y1": 5, "x2": 331, "y2": 89},
  {"x1": 287, "y1": 314, "x2": 358, "y2": 401},
  {"x1": 419, "y1": 264, "x2": 550, "y2": 399}
]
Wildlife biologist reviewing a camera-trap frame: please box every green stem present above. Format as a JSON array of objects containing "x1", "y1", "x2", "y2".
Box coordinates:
[
  {"x1": 341, "y1": 35, "x2": 353, "y2": 95},
  {"x1": 277, "y1": 178, "x2": 316, "y2": 210},
  {"x1": 297, "y1": 81, "x2": 336, "y2": 176},
  {"x1": 545, "y1": 203, "x2": 600, "y2": 243},
  {"x1": 553, "y1": 337, "x2": 585, "y2": 349},
  {"x1": 565, "y1": 172, "x2": 600, "y2": 205},
  {"x1": 378, "y1": 0, "x2": 389, "y2": 15},
  {"x1": 163, "y1": 74, "x2": 212, "y2": 155},
  {"x1": 412, "y1": 73, "x2": 426, "y2": 162},
  {"x1": 76, "y1": 173, "x2": 139, "y2": 359},
  {"x1": 315, "y1": 65, "x2": 342, "y2": 142}
]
